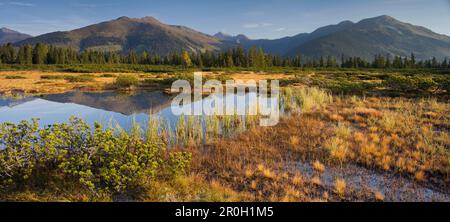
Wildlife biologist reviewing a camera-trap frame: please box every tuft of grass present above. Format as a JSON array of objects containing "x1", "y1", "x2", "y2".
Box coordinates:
[
  {"x1": 291, "y1": 174, "x2": 303, "y2": 186},
  {"x1": 374, "y1": 191, "x2": 385, "y2": 202},
  {"x1": 414, "y1": 171, "x2": 426, "y2": 182},
  {"x1": 312, "y1": 160, "x2": 326, "y2": 174},
  {"x1": 250, "y1": 180, "x2": 258, "y2": 190},
  {"x1": 289, "y1": 136, "x2": 300, "y2": 147},
  {"x1": 334, "y1": 178, "x2": 346, "y2": 196},
  {"x1": 297, "y1": 87, "x2": 333, "y2": 112},
  {"x1": 310, "y1": 177, "x2": 322, "y2": 186},
  {"x1": 327, "y1": 137, "x2": 348, "y2": 163},
  {"x1": 145, "y1": 175, "x2": 240, "y2": 202},
  {"x1": 244, "y1": 168, "x2": 254, "y2": 178}
]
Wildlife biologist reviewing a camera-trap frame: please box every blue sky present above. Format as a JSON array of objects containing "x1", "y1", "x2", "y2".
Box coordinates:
[{"x1": 1, "y1": 0, "x2": 449, "y2": 39}]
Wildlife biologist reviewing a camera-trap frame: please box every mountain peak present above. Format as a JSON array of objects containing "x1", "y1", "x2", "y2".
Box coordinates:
[
  {"x1": 137, "y1": 16, "x2": 161, "y2": 23},
  {"x1": 0, "y1": 28, "x2": 32, "y2": 44},
  {"x1": 214, "y1": 32, "x2": 232, "y2": 40},
  {"x1": 114, "y1": 16, "x2": 162, "y2": 25},
  {"x1": 377, "y1": 15, "x2": 396, "y2": 20},
  {"x1": 0, "y1": 27, "x2": 18, "y2": 33},
  {"x1": 338, "y1": 20, "x2": 354, "y2": 26},
  {"x1": 214, "y1": 32, "x2": 250, "y2": 42},
  {"x1": 17, "y1": 16, "x2": 220, "y2": 54},
  {"x1": 116, "y1": 16, "x2": 130, "y2": 21},
  {"x1": 214, "y1": 32, "x2": 230, "y2": 37},
  {"x1": 359, "y1": 15, "x2": 401, "y2": 25}
]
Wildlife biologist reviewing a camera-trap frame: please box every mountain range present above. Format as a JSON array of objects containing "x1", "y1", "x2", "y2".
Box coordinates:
[
  {"x1": 216, "y1": 15, "x2": 450, "y2": 60},
  {"x1": 15, "y1": 16, "x2": 221, "y2": 55},
  {"x1": 0, "y1": 28, "x2": 32, "y2": 45},
  {"x1": 6, "y1": 15, "x2": 450, "y2": 60}
]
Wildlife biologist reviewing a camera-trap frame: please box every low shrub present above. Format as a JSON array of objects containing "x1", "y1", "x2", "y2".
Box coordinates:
[
  {"x1": 4, "y1": 75, "x2": 26, "y2": 79},
  {"x1": 40, "y1": 75, "x2": 66, "y2": 80},
  {"x1": 0, "y1": 118, "x2": 191, "y2": 198},
  {"x1": 100, "y1": 74, "x2": 117, "y2": 78},
  {"x1": 41, "y1": 74, "x2": 95, "y2": 82},
  {"x1": 64, "y1": 74, "x2": 95, "y2": 82},
  {"x1": 114, "y1": 75, "x2": 140, "y2": 88},
  {"x1": 385, "y1": 75, "x2": 438, "y2": 92}
]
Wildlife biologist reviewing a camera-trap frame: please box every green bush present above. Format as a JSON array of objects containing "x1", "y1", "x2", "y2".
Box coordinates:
[
  {"x1": 435, "y1": 77, "x2": 450, "y2": 92},
  {"x1": 114, "y1": 75, "x2": 140, "y2": 88},
  {"x1": 100, "y1": 74, "x2": 117, "y2": 78},
  {"x1": 385, "y1": 75, "x2": 438, "y2": 92},
  {"x1": 416, "y1": 77, "x2": 438, "y2": 91},
  {"x1": 40, "y1": 75, "x2": 66, "y2": 80},
  {"x1": 0, "y1": 117, "x2": 191, "y2": 196},
  {"x1": 167, "y1": 152, "x2": 192, "y2": 177},
  {"x1": 4, "y1": 75, "x2": 26, "y2": 79},
  {"x1": 41, "y1": 74, "x2": 95, "y2": 82},
  {"x1": 64, "y1": 74, "x2": 95, "y2": 83}
]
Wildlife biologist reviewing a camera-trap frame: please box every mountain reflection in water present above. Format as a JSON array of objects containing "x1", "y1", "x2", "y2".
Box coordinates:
[
  {"x1": 0, "y1": 90, "x2": 267, "y2": 132},
  {"x1": 0, "y1": 91, "x2": 177, "y2": 131}
]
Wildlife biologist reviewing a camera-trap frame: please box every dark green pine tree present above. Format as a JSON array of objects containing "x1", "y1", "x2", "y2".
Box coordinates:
[
  {"x1": 32, "y1": 43, "x2": 49, "y2": 64},
  {"x1": 319, "y1": 56, "x2": 324, "y2": 68},
  {"x1": 410, "y1": 53, "x2": 416, "y2": 68},
  {"x1": 2, "y1": 43, "x2": 16, "y2": 64},
  {"x1": 16, "y1": 45, "x2": 33, "y2": 65}
]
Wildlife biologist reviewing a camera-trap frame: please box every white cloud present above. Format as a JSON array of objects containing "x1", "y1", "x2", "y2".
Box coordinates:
[
  {"x1": 243, "y1": 22, "x2": 274, "y2": 29},
  {"x1": 7, "y1": 1, "x2": 34, "y2": 7}
]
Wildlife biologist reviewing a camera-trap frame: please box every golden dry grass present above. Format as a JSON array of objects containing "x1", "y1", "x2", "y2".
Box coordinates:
[
  {"x1": 185, "y1": 93, "x2": 449, "y2": 202},
  {"x1": 0, "y1": 71, "x2": 117, "y2": 95},
  {"x1": 334, "y1": 178, "x2": 346, "y2": 196}
]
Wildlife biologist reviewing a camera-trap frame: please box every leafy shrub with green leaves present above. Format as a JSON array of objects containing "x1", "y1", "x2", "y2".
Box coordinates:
[
  {"x1": 312, "y1": 77, "x2": 379, "y2": 95},
  {"x1": 385, "y1": 75, "x2": 438, "y2": 92},
  {"x1": 0, "y1": 117, "x2": 191, "y2": 197},
  {"x1": 434, "y1": 76, "x2": 450, "y2": 92},
  {"x1": 114, "y1": 75, "x2": 140, "y2": 88},
  {"x1": 64, "y1": 74, "x2": 95, "y2": 83},
  {"x1": 167, "y1": 152, "x2": 192, "y2": 177}
]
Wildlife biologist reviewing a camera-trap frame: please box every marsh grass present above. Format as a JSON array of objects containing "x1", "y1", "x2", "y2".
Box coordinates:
[{"x1": 283, "y1": 87, "x2": 333, "y2": 113}]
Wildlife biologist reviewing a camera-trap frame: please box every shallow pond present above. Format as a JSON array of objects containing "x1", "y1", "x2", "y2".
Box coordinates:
[{"x1": 0, "y1": 90, "x2": 278, "y2": 132}]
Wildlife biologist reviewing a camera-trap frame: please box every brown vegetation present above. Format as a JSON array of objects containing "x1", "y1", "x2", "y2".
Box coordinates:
[{"x1": 182, "y1": 95, "x2": 449, "y2": 202}]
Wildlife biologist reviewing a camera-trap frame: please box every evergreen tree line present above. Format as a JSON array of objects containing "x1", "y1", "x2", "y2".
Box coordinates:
[{"x1": 1, "y1": 43, "x2": 449, "y2": 69}]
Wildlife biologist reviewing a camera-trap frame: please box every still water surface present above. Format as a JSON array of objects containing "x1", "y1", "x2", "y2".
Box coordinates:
[{"x1": 0, "y1": 90, "x2": 272, "y2": 131}]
